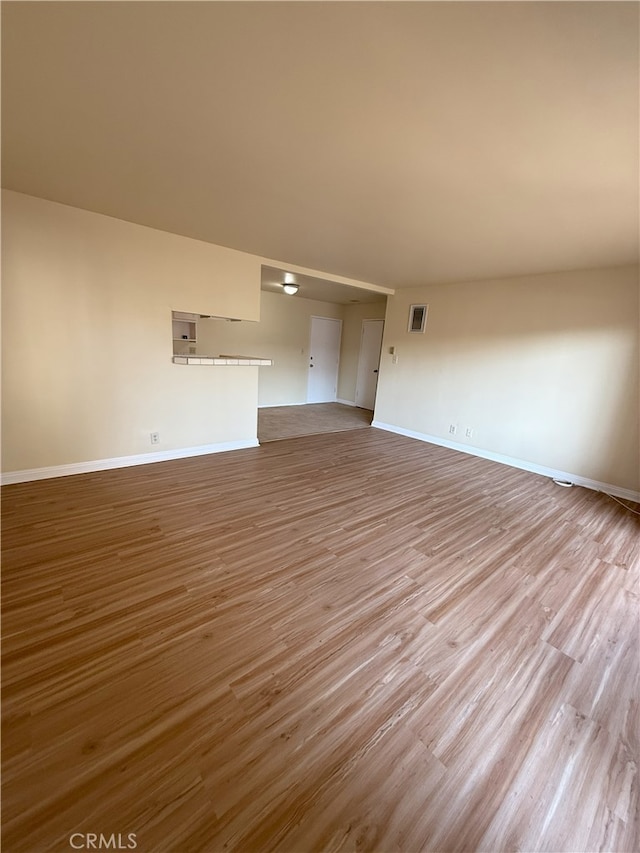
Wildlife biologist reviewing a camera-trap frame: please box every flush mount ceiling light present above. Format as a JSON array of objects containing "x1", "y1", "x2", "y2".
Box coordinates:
[{"x1": 282, "y1": 283, "x2": 299, "y2": 295}]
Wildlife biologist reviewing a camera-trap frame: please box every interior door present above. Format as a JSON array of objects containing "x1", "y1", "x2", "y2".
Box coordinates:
[
  {"x1": 355, "y1": 319, "x2": 384, "y2": 409},
  {"x1": 307, "y1": 317, "x2": 342, "y2": 403}
]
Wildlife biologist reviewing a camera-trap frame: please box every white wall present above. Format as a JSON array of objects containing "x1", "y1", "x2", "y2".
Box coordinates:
[
  {"x1": 1, "y1": 191, "x2": 262, "y2": 475},
  {"x1": 374, "y1": 266, "x2": 639, "y2": 493}
]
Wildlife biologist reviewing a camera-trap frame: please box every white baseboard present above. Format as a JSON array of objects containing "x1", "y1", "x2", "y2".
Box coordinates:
[
  {"x1": 258, "y1": 402, "x2": 307, "y2": 408},
  {"x1": 259, "y1": 399, "x2": 356, "y2": 408},
  {"x1": 371, "y1": 421, "x2": 640, "y2": 503},
  {"x1": 1, "y1": 439, "x2": 260, "y2": 485}
]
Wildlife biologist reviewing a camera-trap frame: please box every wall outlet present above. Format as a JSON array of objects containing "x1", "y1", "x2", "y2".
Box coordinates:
[
  {"x1": 392, "y1": 355, "x2": 399, "y2": 364},
  {"x1": 448, "y1": 424, "x2": 457, "y2": 435},
  {"x1": 150, "y1": 432, "x2": 160, "y2": 445},
  {"x1": 465, "y1": 427, "x2": 473, "y2": 438}
]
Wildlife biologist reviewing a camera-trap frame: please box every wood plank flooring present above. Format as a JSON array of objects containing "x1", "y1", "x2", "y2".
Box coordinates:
[
  {"x1": 258, "y1": 403, "x2": 373, "y2": 442},
  {"x1": 2, "y1": 428, "x2": 639, "y2": 852}
]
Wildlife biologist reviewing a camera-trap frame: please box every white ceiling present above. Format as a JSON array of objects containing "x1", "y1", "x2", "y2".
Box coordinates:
[{"x1": 2, "y1": 2, "x2": 638, "y2": 289}]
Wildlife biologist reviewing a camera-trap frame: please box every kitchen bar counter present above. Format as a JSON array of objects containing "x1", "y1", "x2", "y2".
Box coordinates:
[{"x1": 172, "y1": 355, "x2": 272, "y2": 366}]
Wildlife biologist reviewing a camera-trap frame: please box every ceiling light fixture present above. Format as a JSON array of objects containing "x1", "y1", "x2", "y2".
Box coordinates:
[{"x1": 283, "y1": 283, "x2": 299, "y2": 295}]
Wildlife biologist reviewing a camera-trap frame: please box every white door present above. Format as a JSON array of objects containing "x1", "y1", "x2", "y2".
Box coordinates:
[
  {"x1": 307, "y1": 317, "x2": 342, "y2": 403},
  {"x1": 355, "y1": 319, "x2": 384, "y2": 410}
]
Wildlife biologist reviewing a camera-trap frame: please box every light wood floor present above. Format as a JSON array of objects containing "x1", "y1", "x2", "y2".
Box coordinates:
[
  {"x1": 258, "y1": 403, "x2": 373, "y2": 443},
  {"x1": 2, "y1": 429, "x2": 639, "y2": 853}
]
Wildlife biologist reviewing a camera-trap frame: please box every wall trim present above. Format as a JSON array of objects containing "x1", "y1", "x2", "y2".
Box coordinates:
[
  {"x1": 258, "y1": 402, "x2": 309, "y2": 408},
  {"x1": 1, "y1": 439, "x2": 260, "y2": 485},
  {"x1": 371, "y1": 421, "x2": 640, "y2": 503},
  {"x1": 258, "y1": 399, "x2": 357, "y2": 408}
]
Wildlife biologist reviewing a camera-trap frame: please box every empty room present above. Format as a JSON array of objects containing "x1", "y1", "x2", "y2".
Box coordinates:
[{"x1": 1, "y1": 3, "x2": 638, "y2": 852}]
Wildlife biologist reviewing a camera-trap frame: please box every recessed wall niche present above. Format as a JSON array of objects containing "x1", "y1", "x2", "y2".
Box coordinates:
[{"x1": 171, "y1": 311, "x2": 198, "y2": 355}]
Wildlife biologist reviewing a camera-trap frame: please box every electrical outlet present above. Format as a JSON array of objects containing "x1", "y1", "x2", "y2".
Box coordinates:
[
  {"x1": 150, "y1": 432, "x2": 160, "y2": 445},
  {"x1": 392, "y1": 355, "x2": 399, "y2": 364},
  {"x1": 449, "y1": 424, "x2": 457, "y2": 435},
  {"x1": 465, "y1": 427, "x2": 473, "y2": 438}
]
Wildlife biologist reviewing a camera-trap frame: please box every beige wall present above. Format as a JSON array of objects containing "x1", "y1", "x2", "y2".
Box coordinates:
[
  {"x1": 337, "y1": 301, "x2": 387, "y2": 403},
  {"x1": 5, "y1": 190, "x2": 636, "y2": 493},
  {"x1": 1, "y1": 190, "x2": 386, "y2": 475},
  {"x1": 374, "y1": 266, "x2": 640, "y2": 492},
  {"x1": 1, "y1": 191, "x2": 262, "y2": 473}
]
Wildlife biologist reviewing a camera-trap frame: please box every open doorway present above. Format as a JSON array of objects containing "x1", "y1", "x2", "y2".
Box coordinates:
[
  {"x1": 258, "y1": 314, "x2": 386, "y2": 442},
  {"x1": 255, "y1": 265, "x2": 388, "y2": 442}
]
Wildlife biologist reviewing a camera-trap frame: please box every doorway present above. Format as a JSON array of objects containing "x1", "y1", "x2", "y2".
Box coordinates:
[
  {"x1": 355, "y1": 319, "x2": 384, "y2": 410},
  {"x1": 307, "y1": 316, "x2": 342, "y2": 403}
]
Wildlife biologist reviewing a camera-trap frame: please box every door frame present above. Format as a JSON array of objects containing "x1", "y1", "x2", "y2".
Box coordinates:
[{"x1": 355, "y1": 319, "x2": 384, "y2": 410}]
